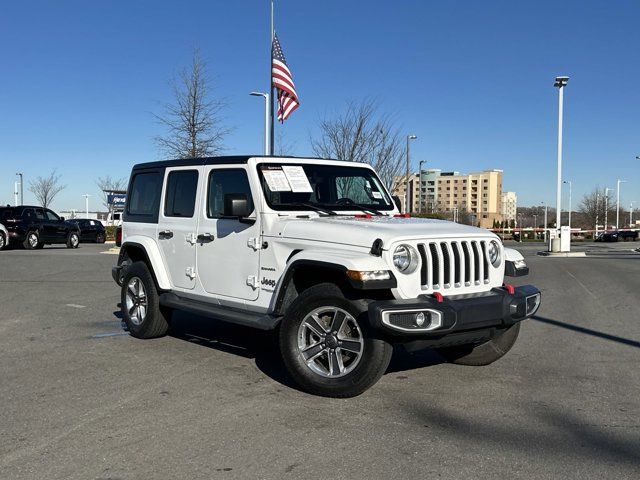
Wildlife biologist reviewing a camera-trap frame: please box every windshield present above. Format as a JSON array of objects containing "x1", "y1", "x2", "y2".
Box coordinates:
[{"x1": 257, "y1": 163, "x2": 394, "y2": 212}]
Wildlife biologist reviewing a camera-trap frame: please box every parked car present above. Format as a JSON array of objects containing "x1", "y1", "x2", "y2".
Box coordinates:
[
  {"x1": 0, "y1": 205, "x2": 80, "y2": 249},
  {"x1": 595, "y1": 230, "x2": 639, "y2": 242},
  {"x1": 112, "y1": 156, "x2": 540, "y2": 397},
  {"x1": 0, "y1": 222, "x2": 7, "y2": 250},
  {"x1": 68, "y1": 218, "x2": 106, "y2": 243}
]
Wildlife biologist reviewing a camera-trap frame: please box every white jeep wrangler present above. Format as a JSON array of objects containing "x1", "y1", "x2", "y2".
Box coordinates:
[{"x1": 112, "y1": 156, "x2": 539, "y2": 397}]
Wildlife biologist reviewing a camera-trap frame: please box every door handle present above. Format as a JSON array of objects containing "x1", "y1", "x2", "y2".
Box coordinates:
[
  {"x1": 197, "y1": 233, "x2": 214, "y2": 242},
  {"x1": 158, "y1": 230, "x2": 173, "y2": 239}
]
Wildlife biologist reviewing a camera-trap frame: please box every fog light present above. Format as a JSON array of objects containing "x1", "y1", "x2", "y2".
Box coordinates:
[
  {"x1": 415, "y1": 312, "x2": 426, "y2": 326},
  {"x1": 382, "y1": 309, "x2": 442, "y2": 332}
]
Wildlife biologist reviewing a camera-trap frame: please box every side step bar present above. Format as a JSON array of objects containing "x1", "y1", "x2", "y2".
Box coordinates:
[{"x1": 159, "y1": 293, "x2": 279, "y2": 331}]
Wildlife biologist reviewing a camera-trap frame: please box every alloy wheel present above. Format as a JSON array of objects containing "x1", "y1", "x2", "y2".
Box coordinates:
[
  {"x1": 297, "y1": 306, "x2": 364, "y2": 378},
  {"x1": 125, "y1": 277, "x2": 148, "y2": 326},
  {"x1": 28, "y1": 233, "x2": 38, "y2": 248}
]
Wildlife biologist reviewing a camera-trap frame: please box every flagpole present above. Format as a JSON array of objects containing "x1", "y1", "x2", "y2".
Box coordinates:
[{"x1": 268, "y1": 0, "x2": 275, "y2": 156}]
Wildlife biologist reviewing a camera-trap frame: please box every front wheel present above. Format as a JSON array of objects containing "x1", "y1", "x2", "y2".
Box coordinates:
[
  {"x1": 95, "y1": 233, "x2": 105, "y2": 243},
  {"x1": 0, "y1": 232, "x2": 6, "y2": 250},
  {"x1": 435, "y1": 322, "x2": 521, "y2": 366},
  {"x1": 279, "y1": 283, "x2": 392, "y2": 398},
  {"x1": 120, "y1": 261, "x2": 169, "y2": 338},
  {"x1": 66, "y1": 232, "x2": 80, "y2": 248}
]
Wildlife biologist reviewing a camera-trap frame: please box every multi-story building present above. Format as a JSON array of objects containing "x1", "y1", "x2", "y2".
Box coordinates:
[
  {"x1": 501, "y1": 192, "x2": 517, "y2": 222},
  {"x1": 393, "y1": 168, "x2": 506, "y2": 228}
]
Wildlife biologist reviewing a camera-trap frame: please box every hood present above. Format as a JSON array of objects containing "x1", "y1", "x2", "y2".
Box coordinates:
[{"x1": 279, "y1": 215, "x2": 496, "y2": 249}]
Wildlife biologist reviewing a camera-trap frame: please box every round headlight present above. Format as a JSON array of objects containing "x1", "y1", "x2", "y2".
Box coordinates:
[
  {"x1": 393, "y1": 244, "x2": 418, "y2": 274},
  {"x1": 488, "y1": 240, "x2": 501, "y2": 267}
]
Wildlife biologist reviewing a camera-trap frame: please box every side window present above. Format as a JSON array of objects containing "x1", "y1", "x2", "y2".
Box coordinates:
[
  {"x1": 207, "y1": 169, "x2": 254, "y2": 219},
  {"x1": 34, "y1": 209, "x2": 46, "y2": 220},
  {"x1": 127, "y1": 172, "x2": 163, "y2": 216},
  {"x1": 44, "y1": 210, "x2": 60, "y2": 221},
  {"x1": 164, "y1": 170, "x2": 199, "y2": 217},
  {"x1": 22, "y1": 208, "x2": 34, "y2": 220}
]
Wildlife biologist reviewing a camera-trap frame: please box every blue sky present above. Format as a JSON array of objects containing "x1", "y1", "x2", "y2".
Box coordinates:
[{"x1": 1, "y1": 0, "x2": 638, "y2": 212}]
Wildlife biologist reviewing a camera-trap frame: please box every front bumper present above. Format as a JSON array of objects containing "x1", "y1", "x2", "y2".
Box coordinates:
[{"x1": 368, "y1": 285, "x2": 540, "y2": 344}]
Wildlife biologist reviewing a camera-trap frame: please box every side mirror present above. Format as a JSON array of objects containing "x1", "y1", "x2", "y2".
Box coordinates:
[
  {"x1": 392, "y1": 195, "x2": 402, "y2": 211},
  {"x1": 223, "y1": 193, "x2": 251, "y2": 218},
  {"x1": 60, "y1": 217, "x2": 65, "y2": 221}
]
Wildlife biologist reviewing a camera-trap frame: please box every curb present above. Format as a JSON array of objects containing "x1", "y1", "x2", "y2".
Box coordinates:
[{"x1": 537, "y1": 251, "x2": 587, "y2": 257}]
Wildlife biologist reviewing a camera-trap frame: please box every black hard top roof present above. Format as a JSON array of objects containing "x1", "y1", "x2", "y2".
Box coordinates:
[{"x1": 132, "y1": 155, "x2": 355, "y2": 170}]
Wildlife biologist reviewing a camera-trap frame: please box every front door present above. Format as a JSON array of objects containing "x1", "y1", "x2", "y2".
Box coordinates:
[
  {"x1": 157, "y1": 167, "x2": 202, "y2": 290},
  {"x1": 196, "y1": 166, "x2": 261, "y2": 302}
]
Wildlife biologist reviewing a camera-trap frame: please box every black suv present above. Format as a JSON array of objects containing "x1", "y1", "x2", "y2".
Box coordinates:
[
  {"x1": 68, "y1": 218, "x2": 106, "y2": 243},
  {"x1": 0, "y1": 205, "x2": 81, "y2": 249}
]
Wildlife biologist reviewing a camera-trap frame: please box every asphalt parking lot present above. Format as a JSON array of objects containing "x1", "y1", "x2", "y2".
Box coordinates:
[{"x1": 1, "y1": 241, "x2": 639, "y2": 479}]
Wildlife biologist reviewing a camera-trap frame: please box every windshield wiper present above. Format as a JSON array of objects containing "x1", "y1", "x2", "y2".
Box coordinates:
[
  {"x1": 288, "y1": 202, "x2": 338, "y2": 216},
  {"x1": 330, "y1": 198, "x2": 385, "y2": 216}
]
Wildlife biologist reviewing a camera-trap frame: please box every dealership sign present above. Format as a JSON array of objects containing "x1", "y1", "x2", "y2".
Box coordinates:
[{"x1": 107, "y1": 193, "x2": 127, "y2": 207}]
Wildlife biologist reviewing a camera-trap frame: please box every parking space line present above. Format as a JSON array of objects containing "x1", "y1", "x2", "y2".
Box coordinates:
[
  {"x1": 91, "y1": 332, "x2": 129, "y2": 338},
  {"x1": 66, "y1": 304, "x2": 86, "y2": 309}
]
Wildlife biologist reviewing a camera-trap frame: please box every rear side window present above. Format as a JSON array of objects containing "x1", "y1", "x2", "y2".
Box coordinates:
[
  {"x1": 207, "y1": 169, "x2": 254, "y2": 218},
  {"x1": 126, "y1": 171, "x2": 163, "y2": 222},
  {"x1": 164, "y1": 170, "x2": 198, "y2": 217}
]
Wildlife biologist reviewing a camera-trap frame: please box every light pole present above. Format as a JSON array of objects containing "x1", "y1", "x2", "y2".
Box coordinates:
[
  {"x1": 16, "y1": 172, "x2": 23, "y2": 205},
  {"x1": 595, "y1": 192, "x2": 600, "y2": 240},
  {"x1": 250, "y1": 92, "x2": 270, "y2": 155},
  {"x1": 604, "y1": 187, "x2": 612, "y2": 232},
  {"x1": 553, "y1": 76, "x2": 569, "y2": 246},
  {"x1": 563, "y1": 180, "x2": 572, "y2": 229},
  {"x1": 542, "y1": 202, "x2": 548, "y2": 242},
  {"x1": 630, "y1": 201, "x2": 635, "y2": 226},
  {"x1": 82, "y1": 194, "x2": 91, "y2": 218},
  {"x1": 616, "y1": 179, "x2": 627, "y2": 230},
  {"x1": 405, "y1": 135, "x2": 417, "y2": 214}
]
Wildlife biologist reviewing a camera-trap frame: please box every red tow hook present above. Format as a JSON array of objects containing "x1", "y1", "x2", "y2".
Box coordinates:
[
  {"x1": 432, "y1": 292, "x2": 444, "y2": 303},
  {"x1": 354, "y1": 213, "x2": 373, "y2": 219},
  {"x1": 503, "y1": 283, "x2": 515, "y2": 295}
]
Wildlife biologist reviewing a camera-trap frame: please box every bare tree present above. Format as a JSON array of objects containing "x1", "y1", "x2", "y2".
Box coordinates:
[
  {"x1": 155, "y1": 48, "x2": 231, "y2": 159},
  {"x1": 96, "y1": 176, "x2": 127, "y2": 209},
  {"x1": 310, "y1": 99, "x2": 404, "y2": 188},
  {"x1": 578, "y1": 187, "x2": 615, "y2": 229},
  {"x1": 28, "y1": 170, "x2": 66, "y2": 208},
  {"x1": 274, "y1": 130, "x2": 296, "y2": 156}
]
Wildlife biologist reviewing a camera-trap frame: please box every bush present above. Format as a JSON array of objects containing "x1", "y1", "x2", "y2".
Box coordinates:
[
  {"x1": 411, "y1": 212, "x2": 446, "y2": 220},
  {"x1": 105, "y1": 226, "x2": 117, "y2": 241}
]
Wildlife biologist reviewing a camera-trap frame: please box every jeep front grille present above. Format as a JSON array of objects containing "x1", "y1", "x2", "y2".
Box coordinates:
[{"x1": 417, "y1": 240, "x2": 490, "y2": 290}]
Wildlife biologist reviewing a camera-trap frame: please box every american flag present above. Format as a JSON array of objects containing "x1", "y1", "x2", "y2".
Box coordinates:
[{"x1": 272, "y1": 33, "x2": 299, "y2": 122}]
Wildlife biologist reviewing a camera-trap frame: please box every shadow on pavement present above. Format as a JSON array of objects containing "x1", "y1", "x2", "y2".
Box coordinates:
[
  {"x1": 532, "y1": 315, "x2": 640, "y2": 349},
  {"x1": 405, "y1": 402, "x2": 640, "y2": 467}
]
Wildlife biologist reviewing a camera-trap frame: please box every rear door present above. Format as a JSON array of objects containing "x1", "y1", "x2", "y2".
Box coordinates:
[
  {"x1": 43, "y1": 209, "x2": 65, "y2": 241},
  {"x1": 196, "y1": 166, "x2": 261, "y2": 302},
  {"x1": 157, "y1": 167, "x2": 202, "y2": 290}
]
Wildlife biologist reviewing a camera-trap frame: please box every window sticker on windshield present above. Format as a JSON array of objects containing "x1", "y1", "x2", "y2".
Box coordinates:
[
  {"x1": 262, "y1": 169, "x2": 291, "y2": 191},
  {"x1": 371, "y1": 191, "x2": 382, "y2": 199},
  {"x1": 282, "y1": 166, "x2": 313, "y2": 193}
]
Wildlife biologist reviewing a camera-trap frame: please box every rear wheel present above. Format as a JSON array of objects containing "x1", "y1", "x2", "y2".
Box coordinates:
[
  {"x1": 121, "y1": 261, "x2": 169, "y2": 338},
  {"x1": 279, "y1": 283, "x2": 392, "y2": 398},
  {"x1": 23, "y1": 231, "x2": 40, "y2": 250},
  {"x1": 436, "y1": 323, "x2": 521, "y2": 366},
  {"x1": 66, "y1": 232, "x2": 80, "y2": 248},
  {"x1": 0, "y1": 232, "x2": 5, "y2": 250}
]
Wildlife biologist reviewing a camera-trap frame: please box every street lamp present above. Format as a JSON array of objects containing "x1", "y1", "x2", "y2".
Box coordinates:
[
  {"x1": 250, "y1": 92, "x2": 270, "y2": 155},
  {"x1": 604, "y1": 187, "x2": 612, "y2": 232},
  {"x1": 630, "y1": 201, "x2": 635, "y2": 226},
  {"x1": 563, "y1": 180, "x2": 572, "y2": 229},
  {"x1": 553, "y1": 76, "x2": 569, "y2": 249},
  {"x1": 616, "y1": 179, "x2": 627, "y2": 230},
  {"x1": 405, "y1": 135, "x2": 417, "y2": 214},
  {"x1": 82, "y1": 194, "x2": 91, "y2": 218},
  {"x1": 16, "y1": 172, "x2": 23, "y2": 205}
]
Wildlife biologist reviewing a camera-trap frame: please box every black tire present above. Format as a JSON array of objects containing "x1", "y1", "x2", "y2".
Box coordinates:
[
  {"x1": 120, "y1": 261, "x2": 169, "y2": 339},
  {"x1": 279, "y1": 283, "x2": 392, "y2": 398},
  {"x1": 66, "y1": 232, "x2": 80, "y2": 248},
  {"x1": 23, "y1": 231, "x2": 40, "y2": 250},
  {"x1": 0, "y1": 232, "x2": 6, "y2": 250},
  {"x1": 436, "y1": 322, "x2": 521, "y2": 366},
  {"x1": 96, "y1": 233, "x2": 105, "y2": 243}
]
